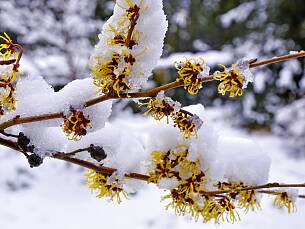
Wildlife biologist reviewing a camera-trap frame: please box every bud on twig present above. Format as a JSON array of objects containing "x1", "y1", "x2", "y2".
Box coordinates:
[
  {"x1": 88, "y1": 144, "x2": 107, "y2": 162},
  {"x1": 27, "y1": 154, "x2": 43, "y2": 168},
  {"x1": 17, "y1": 132, "x2": 30, "y2": 152}
]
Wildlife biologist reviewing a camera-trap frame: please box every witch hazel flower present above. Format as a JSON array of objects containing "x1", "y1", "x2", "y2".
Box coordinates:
[
  {"x1": 0, "y1": 65, "x2": 16, "y2": 114},
  {"x1": 142, "y1": 91, "x2": 181, "y2": 122},
  {"x1": 61, "y1": 107, "x2": 91, "y2": 141},
  {"x1": 85, "y1": 170, "x2": 128, "y2": 204},
  {"x1": 0, "y1": 33, "x2": 22, "y2": 115},
  {"x1": 217, "y1": 181, "x2": 261, "y2": 213},
  {"x1": 0, "y1": 32, "x2": 17, "y2": 60},
  {"x1": 273, "y1": 188, "x2": 299, "y2": 213},
  {"x1": 89, "y1": 0, "x2": 168, "y2": 96},
  {"x1": 175, "y1": 58, "x2": 210, "y2": 95},
  {"x1": 173, "y1": 112, "x2": 203, "y2": 139},
  {"x1": 213, "y1": 59, "x2": 254, "y2": 97}
]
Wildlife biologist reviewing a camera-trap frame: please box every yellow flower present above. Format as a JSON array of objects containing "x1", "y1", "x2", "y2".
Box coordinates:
[
  {"x1": 116, "y1": 0, "x2": 142, "y2": 26},
  {"x1": 148, "y1": 150, "x2": 181, "y2": 184},
  {"x1": 0, "y1": 32, "x2": 16, "y2": 60},
  {"x1": 177, "y1": 171, "x2": 207, "y2": 198},
  {"x1": 238, "y1": 190, "x2": 261, "y2": 212},
  {"x1": 0, "y1": 33, "x2": 22, "y2": 115},
  {"x1": 85, "y1": 170, "x2": 128, "y2": 204},
  {"x1": 91, "y1": 53, "x2": 120, "y2": 94},
  {"x1": 62, "y1": 108, "x2": 91, "y2": 140},
  {"x1": 273, "y1": 191, "x2": 296, "y2": 214},
  {"x1": 172, "y1": 111, "x2": 202, "y2": 138},
  {"x1": 148, "y1": 145, "x2": 211, "y2": 220},
  {"x1": 107, "y1": 25, "x2": 139, "y2": 48},
  {"x1": 91, "y1": 53, "x2": 133, "y2": 96},
  {"x1": 112, "y1": 67, "x2": 132, "y2": 95},
  {"x1": 91, "y1": 49, "x2": 144, "y2": 97},
  {"x1": 202, "y1": 197, "x2": 240, "y2": 224},
  {"x1": 164, "y1": 189, "x2": 194, "y2": 216},
  {"x1": 141, "y1": 92, "x2": 180, "y2": 122},
  {"x1": 217, "y1": 181, "x2": 261, "y2": 213},
  {"x1": 214, "y1": 64, "x2": 245, "y2": 97},
  {"x1": 175, "y1": 58, "x2": 210, "y2": 95},
  {"x1": 0, "y1": 66, "x2": 20, "y2": 114}
]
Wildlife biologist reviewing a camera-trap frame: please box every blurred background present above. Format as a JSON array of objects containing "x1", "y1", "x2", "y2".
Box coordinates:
[{"x1": 0, "y1": 0, "x2": 305, "y2": 228}]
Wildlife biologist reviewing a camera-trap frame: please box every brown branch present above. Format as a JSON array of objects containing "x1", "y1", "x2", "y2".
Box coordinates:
[
  {"x1": 13, "y1": 44, "x2": 23, "y2": 67},
  {"x1": 57, "y1": 147, "x2": 91, "y2": 157},
  {"x1": 0, "y1": 59, "x2": 16, "y2": 65},
  {"x1": 180, "y1": 109, "x2": 194, "y2": 117},
  {"x1": 0, "y1": 52, "x2": 304, "y2": 130},
  {"x1": 0, "y1": 136, "x2": 21, "y2": 151},
  {"x1": 125, "y1": 13, "x2": 139, "y2": 48},
  {"x1": 0, "y1": 113, "x2": 63, "y2": 130},
  {"x1": 202, "y1": 183, "x2": 305, "y2": 196},
  {"x1": 85, "y1": 81, "x2": 184, "y2": 107},
  {"x1": 258, "y1": 190, "x2": 305, "y2": 199},
  {"x1": 249, "y1": 51, "x2": 305, "y2": 68}
]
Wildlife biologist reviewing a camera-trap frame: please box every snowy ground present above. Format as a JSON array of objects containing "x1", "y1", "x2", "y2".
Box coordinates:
[{"x1": 0, "y1": 107, "x2": 304, "y2": 229}]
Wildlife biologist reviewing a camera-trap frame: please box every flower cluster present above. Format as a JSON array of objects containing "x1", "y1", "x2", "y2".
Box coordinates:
[
  {"x1": 89, "y1": 0, "x2": 168, "y2": 96},
  {"x1": 146, "y1": 137, "x2": 271, "y2": 224},
  {"x1": 0, "y1": 33, "x2": 21, "y2": 115},
  {"x1": 85, "y1": 170, "x2": 128, "y2": 204},
  {"x1": 62, "y1": 108, "x2": 91, "y2": 140},
  {"x1": 142, "y1": 91, "x2": 202, "y2": 138},
  {"x1": 213, "y1": 60, "x2": 253, "y2": 97},
  {"x1": 148, "y1": 145, "x2": 209, "y2": 213},
  {"x1": 147, "y1": 145, "x2": 244, "y2": 223},
  {"x1": 175, "y1": 58, "x2": 210, "y2": 95}
]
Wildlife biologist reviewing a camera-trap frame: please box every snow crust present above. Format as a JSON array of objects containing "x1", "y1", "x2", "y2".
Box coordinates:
[{"x1": 89, "y1": 0, "x2": 168, "y2": 90}]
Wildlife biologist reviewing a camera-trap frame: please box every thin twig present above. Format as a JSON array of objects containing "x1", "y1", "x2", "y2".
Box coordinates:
[
  {"x1": 0, "y1": 130, "x2": 19, "y2": 138},
  {"x1": 13, "y1": 44, "x2": 23, "y2": 67},
  {"x1": 56, "y1": 147, "x2": 91, "y2": 157},
  {"x1": 85, "y1": 81, "x2": 184, "y2": 107},
  {"x1": 250, "y1": 51, "x2": 305, "y2": 68},
  {"x1": 0, "y1": 59, "x2": 16, "y2": 65},
  {"x1": 0, "y1": 136, "x2": 20, "y2": 151},
  {"x1": 202, "y1": 183, "x2": 305, "y2": 196},
  {"x1": 0, "y1": 113, "x2": 63, "y2": 130},
  {"x1": 125, "y1": 12, "x2": 139, "y2": 48},
  {"x1": 258, "y1": 190, "x2": 305, "y2": 199},
  {"x1": 180, "y1": 109, "x2": 194, "y2": 117}
]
